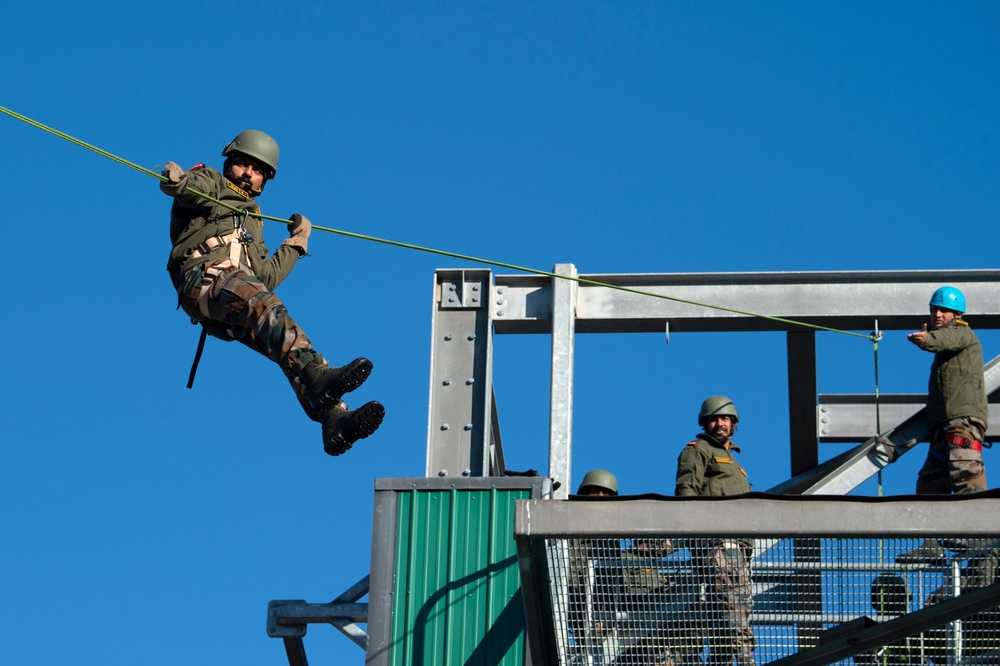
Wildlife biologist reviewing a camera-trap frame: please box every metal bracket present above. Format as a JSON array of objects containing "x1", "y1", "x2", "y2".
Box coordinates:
[
  {"x1": 439, "y1": 270, "x2": 486, "y2": 309},
  {"x1": 267, "y1": 576, "x2": 371, "y2": 663}
]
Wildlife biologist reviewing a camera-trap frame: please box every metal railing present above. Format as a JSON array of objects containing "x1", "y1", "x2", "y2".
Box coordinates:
[{"x1": 515, "y1": 494, "x2": 1000, "y2": 665}]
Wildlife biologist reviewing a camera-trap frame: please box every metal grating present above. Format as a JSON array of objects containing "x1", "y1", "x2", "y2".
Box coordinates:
[
  {"x1": 541, "y1": 536, "x2": 1000, "y2": 665},
  {"x1": 514, "y1": 495, "x2": 1000, "y2": 666}
]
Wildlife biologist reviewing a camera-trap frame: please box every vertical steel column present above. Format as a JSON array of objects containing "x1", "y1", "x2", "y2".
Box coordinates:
[
  {"x1": 426, "y1": 269, "x2": 495, "y2": 478},
  {"x1": 786, "y1": 330, "x2": 823, "y2": 649},
  {"x1": 549, "y1": 264, "x2": 578, "y2": 499},
  {"x1": 786, "y1": 330, "x2": 819, "y2": 475}
]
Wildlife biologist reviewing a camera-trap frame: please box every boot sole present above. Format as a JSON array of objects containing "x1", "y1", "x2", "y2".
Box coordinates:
[
  {"x1": 324, "y1": 401, "x2": 385, "y2": 456},
  {"x1": 313, "y1": 358, "x2": 373, "y2": 415}
]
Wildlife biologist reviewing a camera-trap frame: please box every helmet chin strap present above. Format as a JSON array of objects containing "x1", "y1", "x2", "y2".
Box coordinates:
[
  {"x1": 224, "y1": 170, "x2": 265, "y2": 197},
  {"x1": 223, "y1": 157, "x2": 267, "y2": 197}
]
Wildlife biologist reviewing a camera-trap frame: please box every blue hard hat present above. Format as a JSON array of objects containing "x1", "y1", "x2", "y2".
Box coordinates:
[{"x1": 929, "y1": 286, "x2": 966, "y2": 314}]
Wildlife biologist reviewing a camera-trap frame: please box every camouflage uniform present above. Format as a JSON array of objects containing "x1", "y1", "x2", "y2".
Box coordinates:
[
  {"x1": 676, "y1": 435, "x2": 755, "y2": 666},
  {"x1": 167, "y1": 165, "x2": 325, "y2": 416},
  {"x1": 916, "y1": 320, "x2": 989, "y2": 495}
]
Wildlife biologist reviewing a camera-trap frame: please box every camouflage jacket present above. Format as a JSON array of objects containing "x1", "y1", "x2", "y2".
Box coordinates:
[
  {"x1": 675, "y1": 433, "x2": 752, "y2": 497},
  {"x1": 166, "y1": 166, "x2": 300, "y2": 292},
  {"x1": 923, "y1": 320, "x2": 988, "y2": 430}
]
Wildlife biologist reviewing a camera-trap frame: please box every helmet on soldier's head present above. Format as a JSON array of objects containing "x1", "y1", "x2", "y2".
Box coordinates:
[
  {"x1": 929, "y1": 286, "x2": 966, "y2": 314},
  {"x1": 698, "y1": 395, "x2": 739, "y2": 426},
  {"x1": 222, "y1": 129, "x2": 279, "y2": 180},
  {"x1": 578, "y1": 469, "x2": 618, "y2": 496},
  {"x1": 871, "y1": 573, "x2": 910, "y2": 616}
]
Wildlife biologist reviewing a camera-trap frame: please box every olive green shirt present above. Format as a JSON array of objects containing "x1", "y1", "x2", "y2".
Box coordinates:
[
  {"x1": 922, "y1": 320, "x2": 988, "y2": 429},
  {"x1": 675, "y1": 433, "x2": 752, "y2": 497},
  {"x1": 167, "y1": 166, "x2": 300, "y2": 292}
]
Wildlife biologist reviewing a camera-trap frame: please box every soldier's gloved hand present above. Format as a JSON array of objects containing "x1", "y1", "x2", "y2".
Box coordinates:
[
  {"x1": 282, "y1": 213, "x2": 312, "y2": 255},
  {"x1": 872, "y1": 433, "x2": 916, "y2": 465},
  {"x1": 872, "y1": 435, "x2": 898, "y2": 464},
  {"x1": 159, "y1": 162, "x2": 187, "y2": 197}
]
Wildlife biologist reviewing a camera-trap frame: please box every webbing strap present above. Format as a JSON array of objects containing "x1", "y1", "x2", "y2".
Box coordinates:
[
  {"x1": 944, "y1": 433, "x2": 983, "y2": 451},
  {"x1": 187, "y1": 326, "x2": 208, "y2": 389}
]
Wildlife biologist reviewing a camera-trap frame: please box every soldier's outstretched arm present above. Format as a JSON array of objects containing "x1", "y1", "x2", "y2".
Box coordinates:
[
  {"x1": 923, "y1": 324, "x2": 977, "y2": 353},
  {"x1": 254, "y1": 213, "x2": 311, "y2": 292}
]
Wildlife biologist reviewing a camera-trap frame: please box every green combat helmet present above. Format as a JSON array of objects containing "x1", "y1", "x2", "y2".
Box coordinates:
[
  {"x1": 222, "y1": 129, "x2": 279, "y2": 180},
  {"x1": 698, "y1": 395, "x2": 740, "y2": 425},
  {"x1": 577, "y1": 469, "x2": 618, "y2": 496}
]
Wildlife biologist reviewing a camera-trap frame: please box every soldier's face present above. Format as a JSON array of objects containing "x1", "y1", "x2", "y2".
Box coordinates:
[
  {"x1": 930, "y1": 306, "x2": 957, "y2": 328},
  {"x1": 705, "y1": 415, "x2": 734, "y2": 439},
  {"x1": 229, "y1": 157, "x2": 267, "y2": 192}
]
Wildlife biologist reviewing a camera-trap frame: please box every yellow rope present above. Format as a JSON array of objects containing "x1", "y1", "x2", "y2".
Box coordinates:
[{"x1": 1, "y1": 102, "x2": 876, "y2": 340}]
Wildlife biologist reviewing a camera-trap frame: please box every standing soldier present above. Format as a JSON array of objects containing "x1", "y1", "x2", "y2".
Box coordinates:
[
  {"x1": 566, "y1": 470, "x2": 620, "y2": 649},
  {"x1": 897, "y1": 286, "x2": 989, "y2": 564},
  {"x1": 160, "y1": 130, "x2": 384, "y2": 457},
  {"x1": 675, "y1": 396, "x2": 755, "y2": 666}
]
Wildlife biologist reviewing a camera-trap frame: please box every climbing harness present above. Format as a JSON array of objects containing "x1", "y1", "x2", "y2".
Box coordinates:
[{"x1": 180, "y1": 207, "x2": 258, "y2": 387}]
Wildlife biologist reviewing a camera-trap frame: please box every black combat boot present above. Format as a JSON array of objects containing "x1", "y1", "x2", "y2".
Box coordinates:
[
  {"x1": 321, "y1": 400, "x2": 385, "y2": 456},
  {"x1": 299, "y1": 357, "x2": 373, "y2": 416}
]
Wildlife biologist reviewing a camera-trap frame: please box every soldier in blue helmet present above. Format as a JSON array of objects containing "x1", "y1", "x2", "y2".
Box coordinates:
[{"x1": 897, "y1": 286, "x2": 989, "y2": 564}]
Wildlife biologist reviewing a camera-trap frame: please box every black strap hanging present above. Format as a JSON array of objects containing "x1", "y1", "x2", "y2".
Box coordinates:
[{"x1": 186, "y1": 326, "x2": 209, "y2": 389}]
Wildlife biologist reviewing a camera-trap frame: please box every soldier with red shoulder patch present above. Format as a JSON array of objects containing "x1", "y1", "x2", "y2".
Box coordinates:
[
  {"x1": 676, "y1": 396, "x2": 751, "y2": 497},
  {"x1": 675, "y1": 396, "x2": 756, "y2": 666},
  {"x1": 160, "y1": 130, "x2": 384, "y2": 457}
]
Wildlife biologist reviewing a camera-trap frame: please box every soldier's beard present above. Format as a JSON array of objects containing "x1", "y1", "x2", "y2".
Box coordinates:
[{"x1": 704, "y1": 428, "x2": 730, "y2": 445}]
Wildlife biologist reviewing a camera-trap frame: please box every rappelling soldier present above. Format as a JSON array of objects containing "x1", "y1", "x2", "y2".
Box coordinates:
[{"x1": 160, "y1": 129, "x2": 384, "y2": 456}]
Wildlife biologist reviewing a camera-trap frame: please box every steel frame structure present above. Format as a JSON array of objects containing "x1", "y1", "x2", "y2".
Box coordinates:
[
  {"x1": 427, "y1": 266, "x2": 1000, "y2": 498},
  {"x1": 269, "y1": 266, "x2": 1000, "y2": 662}
]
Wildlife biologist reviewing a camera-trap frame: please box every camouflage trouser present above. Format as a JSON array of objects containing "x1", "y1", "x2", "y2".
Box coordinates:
[
  {"x1": 916, "y1": 417, "x2": 988, "y2": 494},
  {"x1": 178, "y1": 262, "x2": 319, "y2": 381},
  {"x1": 704, "y1": 541, "x2": 755, "y2": 666}
]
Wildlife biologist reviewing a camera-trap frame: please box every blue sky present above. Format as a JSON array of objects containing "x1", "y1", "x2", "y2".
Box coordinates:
[{"x1": 2, "y1": 2, "x2": 998, "y2": 664}]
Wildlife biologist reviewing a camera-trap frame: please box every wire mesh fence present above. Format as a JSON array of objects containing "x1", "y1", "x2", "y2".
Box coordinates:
[{"x1": 543, "y1": 536, "x2": 1000, "y2": 666}]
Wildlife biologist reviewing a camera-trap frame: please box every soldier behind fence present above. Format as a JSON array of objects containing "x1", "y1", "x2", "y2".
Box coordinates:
[
  {"x1": 854, "y1": 574, "x2": 929, "y2": 665},
  {"x1": 675, "y1": 396, "x2": 756, "y2": 666},
  {"x1": 920, "y1": 542, "x2": 1000, "y2": 663},
  {"x1": 567, "y1": 471, "x2": 685, "y2": 664},
  {"x1": 567, "y1": 470, "x2": 621, "y2": 646}
]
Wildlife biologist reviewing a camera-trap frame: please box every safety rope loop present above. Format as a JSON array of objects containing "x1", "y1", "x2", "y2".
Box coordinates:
[
  {"x1": 0, "y1": 102, "x2": 881, "y2": 343},
  {"x1": 873, "y1": 326, "x2": 882, "y2": 437},
  {"x1": 872, "y1": 319, "x2": 886, "y2": 498}
]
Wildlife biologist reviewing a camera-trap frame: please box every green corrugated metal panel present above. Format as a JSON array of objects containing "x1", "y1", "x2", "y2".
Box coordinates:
[{"x1": 390, "y1": 486, "x2": 529, "y2": 666}]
